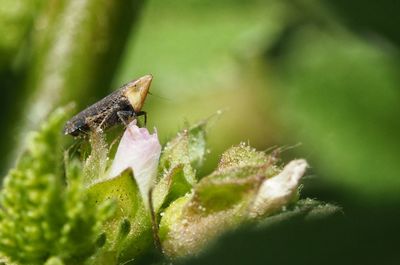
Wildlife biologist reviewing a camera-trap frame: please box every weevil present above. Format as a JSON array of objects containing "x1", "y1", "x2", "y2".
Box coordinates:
[{"x1": 64, "y1": 75, "x2": 153, "y2": 136}]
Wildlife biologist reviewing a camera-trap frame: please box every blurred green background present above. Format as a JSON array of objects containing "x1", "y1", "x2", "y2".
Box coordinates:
[{"x1": 1, "y1": 0, "x2": 399, "y2": 264}]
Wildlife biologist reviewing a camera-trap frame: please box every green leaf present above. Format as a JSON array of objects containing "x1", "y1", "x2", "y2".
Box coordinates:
[
  {"x1": 0, "y1": 107, "x2": 67, "y2": 264},
  {"x1": 277, "y1": 30, "x2": 400, "y2": 199},
  {"x1": 57, "y1": 160, "x2": 112, "y2": 264},
  {"x1": 0, "y1": 107, "x2": 111, "y2": 265},
  {"x1": 86, "y1": 169, "x2": 152, "y2": 264}
]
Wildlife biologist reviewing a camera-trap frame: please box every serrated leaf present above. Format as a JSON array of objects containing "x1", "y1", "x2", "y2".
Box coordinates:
[
  {"x1": 0, "y1": 107, "x2": 68, "y2": 264},
  {"x1": 0, "y1": 106, "x2": 110, "y2": 265},
  {"x1": 57, "y1": 160, "x2": 110, "y2": 264}
]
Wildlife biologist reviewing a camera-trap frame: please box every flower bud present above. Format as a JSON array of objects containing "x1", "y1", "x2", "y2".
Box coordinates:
[
  {"x1": 249, "y1": 159, "x2": 308, "y2": 218},
  {"x1": 109, "y1": 120, "x2": 161, "y2": 208}
]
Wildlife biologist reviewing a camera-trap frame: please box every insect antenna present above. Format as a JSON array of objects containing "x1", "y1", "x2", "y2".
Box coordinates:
[{"x1": 147, "y1": 91, "x2": 171, "y2": 101}]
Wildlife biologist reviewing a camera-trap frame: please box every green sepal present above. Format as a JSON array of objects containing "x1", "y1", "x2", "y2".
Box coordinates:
[
  {"x1": 82, "y1": 131, "x2": 109, "y2": 187},
  {"x1": 257, "y1": 199, "x2": 342, "y2": 228},
  {"x1": 153, "y1": 121, "x2": 208, "y2": 213},
  {"x1": 159, "y1": 121, "x2": 207, "y2": 184},
  {"x1": 217, "y1": 142, "x2": 269, "y2": 171},
  {"x1": 152, "y1": 165, "x2": 192, "y2": 212},
  {"x1": 159, "y1": 143, "x2": 280, "y2": 257}
]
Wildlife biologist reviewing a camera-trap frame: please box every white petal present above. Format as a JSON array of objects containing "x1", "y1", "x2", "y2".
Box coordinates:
[{"x1": 249, "y1": 159, "x2": 308, "y2": 218}]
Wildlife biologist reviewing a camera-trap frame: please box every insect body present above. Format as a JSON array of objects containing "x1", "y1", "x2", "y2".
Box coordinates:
[{"x1": 64, "y1": 75, "x2": 153, "y2": 136}]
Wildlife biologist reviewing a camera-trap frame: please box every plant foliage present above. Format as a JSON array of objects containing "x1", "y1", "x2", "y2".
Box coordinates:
[{"x1": 0, "y1": 108, "x2": 339, "y2": 264}]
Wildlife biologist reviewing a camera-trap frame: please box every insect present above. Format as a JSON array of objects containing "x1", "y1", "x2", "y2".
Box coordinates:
[{"x1": 64, "y1": 75, "x2": 153, "y2": 136}]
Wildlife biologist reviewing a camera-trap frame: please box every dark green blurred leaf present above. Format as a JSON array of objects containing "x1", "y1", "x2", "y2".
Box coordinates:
[
  {"x1": 271, "y1": 28, "x2": 400, "y2": 200},
  {"x1": 176, "y1": 201, "x2": 400, "y2": 265},
  {"x1": 325, "y1": 0, "x2": 400, "y2": 47}
]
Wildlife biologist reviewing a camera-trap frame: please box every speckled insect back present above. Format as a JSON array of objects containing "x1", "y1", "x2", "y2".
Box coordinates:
[{"x1": 64, "y1": 75, "x2": 153, "y2": 136}]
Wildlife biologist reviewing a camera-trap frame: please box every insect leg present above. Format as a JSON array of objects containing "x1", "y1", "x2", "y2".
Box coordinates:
[
  {"x1": 135, "y1": 111, "x2": 147, "y2": 126},
  {"x1": 78, "y1": 127, "x2": 89, "y2": 137},
  {"x1": 97, "y1": 111, "x2": 116, "y2": 131},
  {"x1": 117, "y1": 110, "x2": 135, "y2": 126}
]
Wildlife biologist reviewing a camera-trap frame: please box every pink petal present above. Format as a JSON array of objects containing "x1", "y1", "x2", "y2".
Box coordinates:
[{"x1": 108, "y1": 120, "x2": 161, "y2": 207}]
